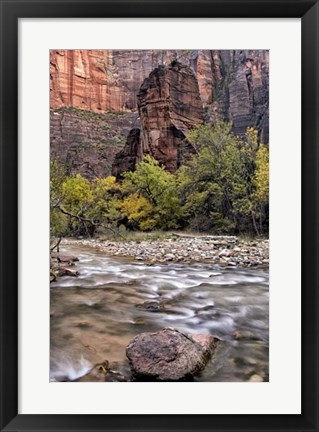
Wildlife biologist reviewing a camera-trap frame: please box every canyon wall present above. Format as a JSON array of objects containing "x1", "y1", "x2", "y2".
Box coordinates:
[
  {"x1": 50, "y1": 50, "x2": 180, "y2": 112},
  {"x1": 50, "y1": 50, "x2": 269, "y2": 143},
  {"x1": 50, "y1": 50, "x2": 269, "y2": 178},
  {"x1": 208, "y1": 50, "x2": 269, "y2": 143},
  {"x1": 50, "y1": 109, "x2": 137, "y2": 178}
]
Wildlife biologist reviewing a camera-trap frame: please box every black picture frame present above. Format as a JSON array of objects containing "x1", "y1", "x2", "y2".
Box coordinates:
[{"x1": 0, "y1": 0, "x2": 318, "y2": 431}]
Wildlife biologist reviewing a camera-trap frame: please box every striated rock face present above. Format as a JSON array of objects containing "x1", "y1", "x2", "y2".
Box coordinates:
[
  {"x1": 50, "y1": 108, "x2": 137, "y2": 178},
  {"x1": 126, "y1": 328, "x2": 219, "y2": 381},
  {"x1": 50, "y1": 50, "x2": 269, "y2": 142},
  {"x1": 50, "y1": 50, "x2": 179, "y2": 112},
  {"x1": 111, "y1": 128, "x2": 141, "y2": 179},
  {"x1": 209, "y1": 50, "x2": 269, "y2": 143},
  {"x1": 138, "y1": 61, "x2": 204, "y2": 172},
  {"x1": 50, "y1": 50, "x2": 204, "y2": 112},
  {"x1": 51, "y1": 50, "x2": 269, "y2": 179},
  {"x1": 113, "y1": 61, "x2": 204, "y2": 176}
]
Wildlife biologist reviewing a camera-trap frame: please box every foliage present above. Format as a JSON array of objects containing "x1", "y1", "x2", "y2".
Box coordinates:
[
  {"x1": 50, "y1": 159, "x2": 68, "y2": 238},
  {"x1": 50, "y1": 208, "x2": 68, "y2": 238},
  {"x1": 50, "y1": 159, "x2": 67, "y2": 205},
  {"x1": 50, "y1": 162, "x2": 122, "y2": 237},
  {"x1": 122, "y1": 155, "x2": 183, "y2": 230},
  {"x1": 252, "y1": 144, "x2": 269, "y2": 234},
  {"x1": 119, "y1": 193, "x2": 157, "y2": 231},
  {"x1": 254, "y1": 144, "x2": 269, "y2": 206},
  {"x1": 50, "y1": 122, "x2": 269, "y2": 238},
  {"x1": 62, "y1": 174, "x2": 93, "y2": 211},
  {"x1": 89, "y1": 176, "x2": 122, "y2": 223},
  {"x1": 178, "y1": 122, "x2": 268, "y2": 234}
]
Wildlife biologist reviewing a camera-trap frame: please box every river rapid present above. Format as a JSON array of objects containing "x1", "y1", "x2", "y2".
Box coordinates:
[{"x1": 50, "y1": 245, "x2": 269, "y2": 382}]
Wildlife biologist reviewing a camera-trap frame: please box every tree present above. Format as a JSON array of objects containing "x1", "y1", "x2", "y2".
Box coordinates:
[
  {"x1": 50, "y1": 159, "x2": 123, "y2": 238},
  {"x1": 119, "y1": 193, "x2": 156, "y2": 231},
  {"x1": 59, "y1": 174, "x2": 122, "y2": 236},
  {"x1": 252, "y1": 144, "x2": 269, "y2": 234},
  {"x1": 50, "y1": 159, "x2": 68, "y2": 248},
  {"x1": 89, "y1": 176, "x2": 122, "y2": 226},
  {"x1": 178, "y1": 122, "x2": 268, "y2": 234},
  {"x1": 122, "y1": 155, "x2": 183, "y2": 229},
  {"x1": 50, "y1": 122, "x2": 269, "y2": 238}
]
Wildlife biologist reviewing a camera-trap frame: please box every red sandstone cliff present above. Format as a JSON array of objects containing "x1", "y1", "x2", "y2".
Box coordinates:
[
  {"x1": 50, "y1": 109, "x2": 137, "y2": 178},
  {"x1": 50, "y1": 49, "x2": 268, "y2": 141},
  {"x1": 138, "y1": 61, "x2": 204, "y2": 172},
  {"x1": 112, "y1": 61, "x2": 204, "y2": 177},
  {"x1": 50, "y1": 50, "x2": 179, "y2": 112},
  {"x1": 50, "y1": 50, "x2": 269, "y2": 178}
]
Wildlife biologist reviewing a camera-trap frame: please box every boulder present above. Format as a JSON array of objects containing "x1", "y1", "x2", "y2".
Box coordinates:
[
  {"x1": 57, "y1": 254, "x2": 79, "y2": 263},
  {"x1": 126, "y1": 327, "x2": 219, "y2": 381},
  {"x1": 50, "y1": 271, "x2": 57, "y2": 283},
  {"x1": 57, "y1": 267, "x2": 79, "y2": 277}
]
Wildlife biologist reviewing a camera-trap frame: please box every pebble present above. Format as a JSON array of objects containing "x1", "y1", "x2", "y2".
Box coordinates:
[
  {"x1": 165, "y1": 253, "x2": 175, "y2": 261},
  {"x1": 248, "y1": 374, "x2": 264, "y2": 382},
  {"x1": 62, "y1": 236, "x2": 269, "y2": 268}
]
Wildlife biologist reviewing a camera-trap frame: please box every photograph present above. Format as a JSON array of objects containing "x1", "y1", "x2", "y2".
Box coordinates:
[
  {"x1": 2, "y1": 0, "x2": 319, "y2": 428},
  {"x1": 49, "y1": 49, "x2": 269, "y2": 383}
]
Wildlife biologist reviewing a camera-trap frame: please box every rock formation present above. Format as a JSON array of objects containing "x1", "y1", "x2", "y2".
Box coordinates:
[
  {"x1": 50, "y1": 108, "x2": 137, "y2": 178},
  {"x1": 112, "y1": 61, "x2": 204, "y2": 176},
  {"x1": 50, "y1": 50, "x2": 269, "y2": 141},
  {"x1": 50, "y1": 50, "x2": 180, "y2": 112},
  {"x1": 126, "y1": 328, "x2": 219, "y2": 381},
  {"x1": 50, "y1": 50, "x2": 269, "y2": 179},
  {"x1": 209, "y1": 50, "x2": 269, "y2": 143},
  {"x1": 137, "y1": 61, "x2": 204, "y2": 172},
  {"x1": 111, "y1": 128, "x2": 141, "y2": 179}
]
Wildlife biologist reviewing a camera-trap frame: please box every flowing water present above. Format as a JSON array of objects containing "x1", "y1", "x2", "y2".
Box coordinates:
[{"x1": 50, "y1": 245, "x2": 269, "y2": 382}]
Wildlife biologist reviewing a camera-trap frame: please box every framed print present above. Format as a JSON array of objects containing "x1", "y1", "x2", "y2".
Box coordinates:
[{"x1": 0, "y1": 0, "x2": 318, "y2": 431}]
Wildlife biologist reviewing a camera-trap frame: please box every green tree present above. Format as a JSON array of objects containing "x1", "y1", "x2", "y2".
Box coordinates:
[
  {"x1": 252, "y1": 144, "x2": 269, "y2": 234},
  {"x1": 50, "y1": 159, "x2": 68, "y2": 248},
  {"x1": 62, "y1": 174, "x2": 93, "y2": 212},
  {"x1": 122, "y1": 155, "x2": 183, "y2": 229},
  {"x1": 50, "y1": 167, "x2": 122, "y2": 237},
  {"x1": 178, "y1": 122, "x2": 267, "y2": 234},
  {"x1": 89, "y1": 176, "x2": 122, "y2": 225}
]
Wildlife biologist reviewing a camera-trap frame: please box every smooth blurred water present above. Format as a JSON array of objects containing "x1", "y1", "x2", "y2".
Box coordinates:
[{"x1": 50, "y1": 245, "x2": 269, "y2": 382}]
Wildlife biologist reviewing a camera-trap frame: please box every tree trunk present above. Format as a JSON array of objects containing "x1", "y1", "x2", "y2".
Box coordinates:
[{"x1": 252, "y1": 213, "x2": 260, "y2": 236}]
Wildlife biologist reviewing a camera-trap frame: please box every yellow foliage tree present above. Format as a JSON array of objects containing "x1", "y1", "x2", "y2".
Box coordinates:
[
  {"x1": 119, "y1": 193, "x2": 157, "y2": 231},
  {"x1": 252, "y1": 144, "x2": 269, "y2": 234},
  {"x1": 254, "y1": 145, "x2": 269, "y2": 205}
]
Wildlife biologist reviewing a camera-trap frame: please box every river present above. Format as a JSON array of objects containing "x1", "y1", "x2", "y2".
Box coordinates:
[{"x1": 50, "y1": 245, "x2": 269, "y2": 382}]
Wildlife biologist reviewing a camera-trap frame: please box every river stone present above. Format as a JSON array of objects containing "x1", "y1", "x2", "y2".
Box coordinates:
[
  {"x1": 57, "y1": 267, "x2": 79, "y2": 277},
  {"x1": 126, "y1": 328, "x2": 219, "y2": 381},
  {"x1": 57, "y1": 254, "x2": 79, "y2": 263},
  {"x1": 135, "y1": 300, "x2": 165, "y2": 312},
  {"x1": 76, "y1": 360, "x2": 129, "y2": 382}
]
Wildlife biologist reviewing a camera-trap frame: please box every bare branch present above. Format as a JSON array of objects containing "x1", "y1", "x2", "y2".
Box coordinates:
[
  {"x1": 56, "y1": 205, "x2": 125, "y2": 239},
  {"x1": 50, "y1": 236, "x2": 62, "y2": 253}
]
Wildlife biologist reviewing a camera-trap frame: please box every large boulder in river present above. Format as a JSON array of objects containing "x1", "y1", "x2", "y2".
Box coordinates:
[{"x1": 126, "y1": 328, "x2": 219, "y2": 381}]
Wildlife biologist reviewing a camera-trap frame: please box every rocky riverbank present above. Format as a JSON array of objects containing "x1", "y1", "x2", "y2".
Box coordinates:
[{"x1": 61, "y1": 234, "x2": 269, "y2": 267}]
